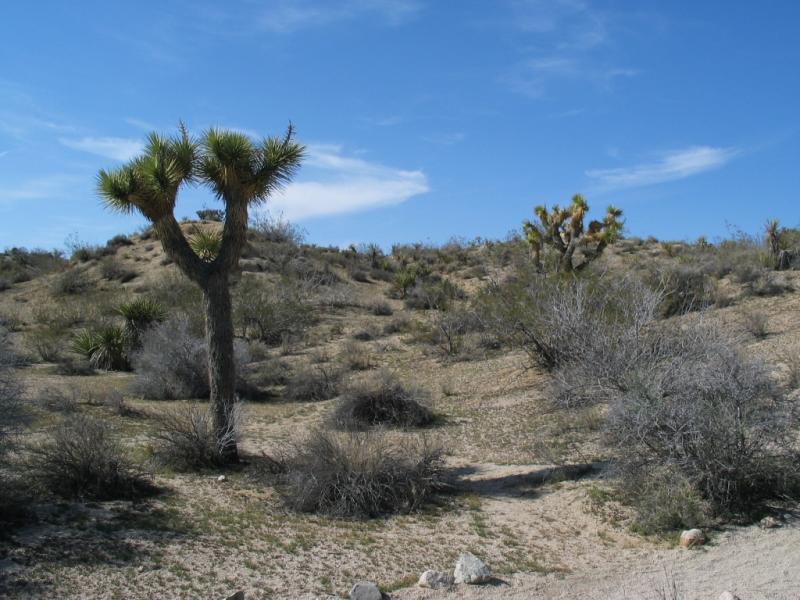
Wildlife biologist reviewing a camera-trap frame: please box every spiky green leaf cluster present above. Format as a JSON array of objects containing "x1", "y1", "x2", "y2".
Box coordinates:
[
  {"x1": 97, "y1": 123, "x2": 304, "y2": 219},
  {"x1": 189, "y1": 228, "x2": 223, "y2": 261},
  {"x1": 71, "y1": 325, "x2": 129, "y2": 371}
]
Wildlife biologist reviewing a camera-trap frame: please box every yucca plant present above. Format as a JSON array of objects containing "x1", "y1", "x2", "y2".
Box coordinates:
[
  {"x1": 72, "y1": 325, "x2": 129, "y2": 371},
  {"x1": 116, "y1": 297, "x2": 167, "y2": 348},
  {"x1": 189, "y1": 228, "x2": 223, "y2": 261},
  {"x1": 97, "y1": 123, "x2": 304, "y2": 462},
  {"x1": 523, "y1": 194, "x2": 623, "y2": 272}
]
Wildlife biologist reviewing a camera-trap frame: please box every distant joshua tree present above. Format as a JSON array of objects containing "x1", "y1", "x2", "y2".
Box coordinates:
[
  {"x1": 98, "y1": 123, "x2": 304, "y2": 462},
  {"x1": 523, "y1": 194, "x2": 623, "y2": 273}
]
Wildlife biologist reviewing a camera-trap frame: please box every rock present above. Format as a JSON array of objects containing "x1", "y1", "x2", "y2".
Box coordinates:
[
  {"x1": 217, "y1": 475, "x2": 227, "y2": 482},
  {"x1": 225, "y1": 592, "x2": 244, "y2": 600},
  {"x1": 718, "y1": 592, "x2": 740, "y2": 600},
  {"x1": 760, "y1": 516, "x2": 780, "y2": 529},
  {"x1": 418, "y1": 570, "x2": 454, "y2": 589},
  {"x1": 454, "y1": 552, "x2": 492, "y2": 584},
  {"x1": 349, "y1": 581, "x2": 382, "y2": 600},
  {"x1": 679, "y1": 528, "x2": 705, "y2": 548}
]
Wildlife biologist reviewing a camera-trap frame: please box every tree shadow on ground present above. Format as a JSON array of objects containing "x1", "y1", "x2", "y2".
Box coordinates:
[
  {"x1": 447, "y1": 462, "x2": 605, "y2": 499},
  {"x1": 0, "y1": 492, "x2": 192, "y2": 597}
]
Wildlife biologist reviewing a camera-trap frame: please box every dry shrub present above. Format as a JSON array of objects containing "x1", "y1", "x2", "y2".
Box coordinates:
[
  {"x1": 284, "y1": 364, "x2": 342, "y2": 402},
  {"x1": 26, "y1": 414, "x2": 155, "y2": 500},
  {"x1": 151, "y1": 403, "x2": 242, "y2": 471},
  {"x1": 99, "y1": 257, "x2": 137, "y2": 282},
  {"x1": 383, "y1": 314, "x2": 412, "y2": 335},
  {"x1": 50, "y1": 267, "x2": 91, "y2": 296},
  {"x1": 0, "y1": 326, "x2": 24, "y2": 459},
  {"x1": 338, "y1": 340, "x2": 372, "y2": 371},
  {"x1": 476, "y1": 272, "x2": 661, "y2": 371},
  {"x1": 741, "y1": 309, "x2": 769, "y2": 339},
  {"x1": 282, "y1": 428, "x2": 444, "y2": 517},
  {"x1": 620, "y1": 466, "x2": 710, "y2": 535},
  {"x1": 131, "y1": 316, "x2": 251, "y2": 400},
  {"x1": 604, "y1": 324, "x2": 799, "y2": 515},
  {"x1": 234, "y1": 276, "x2": 316, "y2": 346},
  {"x1": 549, "y1": 299, "x2": 800, "y2": 522},
  {"x1": 332, "y1": 371, "x2": 435, "y2": 430},
  {"x1": 369, "y1": 301, "x2": 393, "y2": 316}
]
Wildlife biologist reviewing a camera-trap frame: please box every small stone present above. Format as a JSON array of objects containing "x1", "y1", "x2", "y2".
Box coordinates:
[
  {"x1": 418, "y1": 570, "x2": 454, "y2": 589},
  {"x1": 718, "y1": 592, "x2": 740, "y2": 600},
  {"x1": 679, "y1": 528, "x2": 705, "y2": 548},
  {"x1": 225, "y1": 592, "x2": 244, "y2": 600},
  {"x1": 349, "y1": 581, "x2": 382, "y2": 600},
  {"x1": 760, "y1": 516, "x2": 780, "y2": 529},
  {"x1": 217, "y1": 475, "x2": 227, "y2": 482},
  {"x1": 454, "y1": 552, "x2": 492, "y2": 584}
]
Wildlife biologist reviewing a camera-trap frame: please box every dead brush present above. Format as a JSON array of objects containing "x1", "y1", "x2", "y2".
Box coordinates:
[
  {"x1": 331, "y1": 370, "x2": 436, "y2": 430},
  {"x1": 741, "y1": 309, "x2": 769, "y2": 339},
  {"x1": 150, "y1": 402, "x2": 243, "y2": 471},
  {"x1": 26, "y1": 414, "x2": 155, "y2": 500},
  {"x1": 281, "y1": 428, "x2": 445, "y2": 517}
]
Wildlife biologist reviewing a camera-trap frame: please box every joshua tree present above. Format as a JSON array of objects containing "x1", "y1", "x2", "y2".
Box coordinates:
[
  {"x1": 523, "y1": 194, "x2": 623, "y2": 273},
  {"x1": 98, "y1": 124, "x2": 304, "y2": 462}
]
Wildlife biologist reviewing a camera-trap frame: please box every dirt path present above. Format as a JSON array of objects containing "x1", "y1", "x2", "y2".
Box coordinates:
[{"x1": 395, "y1": 517, "x2": 800, "y2": 600}]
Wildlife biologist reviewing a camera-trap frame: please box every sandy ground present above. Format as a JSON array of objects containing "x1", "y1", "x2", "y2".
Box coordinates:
[
  {"x1": 2, "y1": 244, "x2": 800, "y2": 599},
  {"x1": 395, "y1": 523, "x2": 800, "y2": 600}
]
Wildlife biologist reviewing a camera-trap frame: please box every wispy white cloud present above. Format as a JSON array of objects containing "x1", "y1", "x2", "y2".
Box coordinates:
[
  {"x1": 504, "y1": 0, "x2": 639, "y2": 98},
  {"x1": 505, "y1": 56, "x2": 637, "y2": 99},
  {"x1": 0, "y1": 175, "x2": 84, "y2": 202},
  {"x1": 125, "y1": 117, "x2": 159, "y2": 132},
  {"x1": 59, "y1": 137, "x2": 144, "y2": 162},
  {"x1": 0, "y1": 150, "x2": 8, "y2": 159},
  {"x1": 586, "y1": 146, "x2": 739, "y2": 190},
  {"x1": 422, "y1": 132, "x2": 466, "y2": 145},
  {"x1": 265, "y1": 143, "x2": 428, "y2": 220},
  {"x1": 363, "y1": 115, "x2": 405, "y2": 127},
  {"x1": 258, "y1": 0, "x2": 422, "y2": 33},
  {"x1": 512, "y1": 0, "x2": 607, "y2": 48}
]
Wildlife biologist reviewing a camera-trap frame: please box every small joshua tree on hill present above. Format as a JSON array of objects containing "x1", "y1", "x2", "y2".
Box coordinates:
[
  {"x1": 98, "y1": 123, "x2": 304, "y2": 462},
  {"x1": 522, "y1": 194, "x2": 623, "y2": 273}
]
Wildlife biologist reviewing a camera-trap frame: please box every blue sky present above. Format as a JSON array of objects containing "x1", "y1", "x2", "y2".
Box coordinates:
[{"x1": 1, "y1": 0, "x2": 798, "y2": 250}]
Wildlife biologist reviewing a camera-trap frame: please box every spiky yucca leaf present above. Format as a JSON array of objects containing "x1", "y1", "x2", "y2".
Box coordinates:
[
  {"x1": 72, "y1": 326, "x2": 129, "y2": 371},
  {"x1": 116, "y1": 297, "x2": 167, "y2": 345},
  {"x1": 189, "y1": 229, "x2": 223, "y2": 261}
]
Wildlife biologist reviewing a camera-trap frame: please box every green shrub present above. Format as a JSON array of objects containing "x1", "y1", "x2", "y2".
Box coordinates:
[{"x1": 623, "y1": 467, "x2": 710, "y2": 535}]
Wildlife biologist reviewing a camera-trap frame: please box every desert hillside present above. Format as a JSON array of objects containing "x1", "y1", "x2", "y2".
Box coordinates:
[{"x1": 1, "y1": 218, "x2": 799, "y2": 600}]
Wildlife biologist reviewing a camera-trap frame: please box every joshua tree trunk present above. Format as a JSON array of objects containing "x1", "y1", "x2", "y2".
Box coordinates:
[{"x1": 202, "y1": 270, "x2": 238, "y2": 461}]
